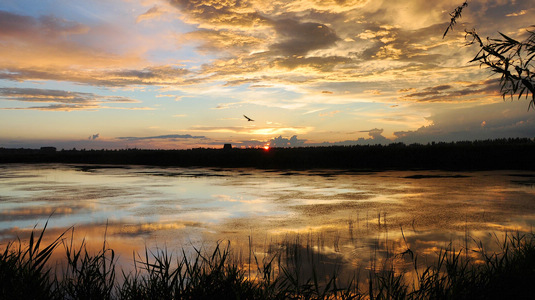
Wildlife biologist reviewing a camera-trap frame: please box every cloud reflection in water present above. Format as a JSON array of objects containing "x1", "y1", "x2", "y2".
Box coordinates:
[{"x1": 1, "y1": 165, "x2": 535, "y2": 282}]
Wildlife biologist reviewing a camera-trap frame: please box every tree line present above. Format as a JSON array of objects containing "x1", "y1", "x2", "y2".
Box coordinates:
[{"x1": 1, "y1": 138, "x2": 534, "y2": 170}]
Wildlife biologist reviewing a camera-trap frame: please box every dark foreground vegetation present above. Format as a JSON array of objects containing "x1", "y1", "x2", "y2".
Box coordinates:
[
  {"x1": 1, "y1": 225, "x2": 535, "y2": 299},
  {"x1": 1, "y1": 138, "x2": 535, "y2": 170}
]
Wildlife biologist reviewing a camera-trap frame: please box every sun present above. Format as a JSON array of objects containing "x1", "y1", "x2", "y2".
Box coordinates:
[{"x1": 263, "y1": 145, "x2": 270, "y2": 150}]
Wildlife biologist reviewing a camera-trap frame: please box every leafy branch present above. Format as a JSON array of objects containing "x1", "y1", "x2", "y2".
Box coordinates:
[
  {"x1": 466, "y1": 28, "x2": 535, "y2": 108},
  {"x1": 444, "y1": 1, "x2": 535, "y2": 109},
  {"x1": 443, "y1": 1, "x2": 468, "y2": 39}
]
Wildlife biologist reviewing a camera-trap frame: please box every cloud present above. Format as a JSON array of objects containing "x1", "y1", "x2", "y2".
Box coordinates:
[
  {"x1": 117, "y1": 134, "x2": 207, "y2": 141},
  {"x1": 0, "y1": 1, "x2": 511, "y2": 94},
  {"x1": 357, "y1": 22, "x2": 451, "y2": 62},
  {"x1": 282, "y1": 0, "x2": 369, "y2": 13},
  {"x1": 318, "y1": 110, "x2": 340, "y2": 117},
  {"x1": 393, "y1": 101, "x2": 535, "y2": 143},
  {"x1": 506, "y1": 10, "x2": 527, "y2": 17},
  {"x1": 2, "y1": 104, "x2": 99, "y2": 112},
  {"x1": 137, "y1": 5, "x2": 167, "y2": 23},
  {"x1": 274, "y1": 55, "x2": 353, "y2": 71},
  {"x1": 0, "y1": 10, "x2": 89, "y2": 39},
  {"x1": 0, "y1": 9, "x2": 195, "y2": 97},
  {"x1": 307, "y1": 128, "x2": 393, "y2": 146},
  {"x1": 360, "y1": 128, "x2": 387, "y2": 140},
  {"x1": 2, "y1": 0, "x2": 534, "y2": 150},
  {"x1": 0, "y1": 88, "x2": 134, "y2": 103},
  {"x1": 0, "y1": 87, "x2": 140, "y2": 111},
  {"x1": 170, "y1": 0, "x2": 269, "y2": 28},
  {"x1": 170, "y1": 1, "x2": 356, "y2": 87},
  {"x1": 181, "y1": 29, "x2": 263, "y2": 54},
  {"x1": 0, "y1": 10, "x2": 194, "y2": 88},
  {"x1": 189, "y1": 125, "x2": 314, "y2": 136},
  {"x1": 0, "y1": 65, "x2": 191, "y2": 87},
  {"x1": 398, "y1": 80, "x2": 502, "y2": 102},
  {"x1": 269, "y1": 135, "x2": 306, "y2": 147},
  {"x1": 0, "y1": 10, "x2": 142, "y2": 71},
  {"x1": 270, "y1": 19, "x2": 339, "y2": 56},
  {"x1": 171, "y1": 2, "x2": 469, "y2": 92},
  {"x1": 89, "y1": 133, "x2": 100, "y2": 140}
]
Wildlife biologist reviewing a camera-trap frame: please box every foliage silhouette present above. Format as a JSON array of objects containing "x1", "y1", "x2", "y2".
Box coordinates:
[
  {"x1": 444, "y1": 1, "x2": 535, "y2": 109},
  {"x1": 442, "y1": 1, "x2": 468, "y2": 39}
]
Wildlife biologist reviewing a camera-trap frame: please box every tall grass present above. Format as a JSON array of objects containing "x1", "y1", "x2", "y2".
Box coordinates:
[
  {"x1": 0, "y1": 221, "x2": 65, "y2": 300},
  {"x1": 370, "y1": 231, "x2": 535, "y2": 300},
  {"x1": 1, "y1": 226, "x2": 534, "y2": 299}
]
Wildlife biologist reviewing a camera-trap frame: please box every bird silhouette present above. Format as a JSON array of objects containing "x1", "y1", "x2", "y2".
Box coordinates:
[{"x1": 243, "y1": 115, "x2": 254, "y2": 122}]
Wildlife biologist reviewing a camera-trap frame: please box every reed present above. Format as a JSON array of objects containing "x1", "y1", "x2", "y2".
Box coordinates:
[
  {"x1": 0, "y1": 221, "x2": 64, "y2": 300},
  {"x1": 1, "y1": 225, "x2": 534, "y2": 299},
  {"x1": 371, "y1": 231, "x2": 535, "y2": 299}
]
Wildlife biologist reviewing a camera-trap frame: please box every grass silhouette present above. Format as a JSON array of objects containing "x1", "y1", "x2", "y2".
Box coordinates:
[{"x1": 1, "y1": 225, "x2": 535, "y2": 299}]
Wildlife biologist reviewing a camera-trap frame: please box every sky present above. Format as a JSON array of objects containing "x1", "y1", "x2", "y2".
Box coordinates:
[{"x1": 0, "y1": 0, "x2": 534, "y2": 149}]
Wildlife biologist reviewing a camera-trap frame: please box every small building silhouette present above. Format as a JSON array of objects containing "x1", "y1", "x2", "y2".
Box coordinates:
[{"x1": 223, "y1": 144, "x2": 232, "y2": 150}]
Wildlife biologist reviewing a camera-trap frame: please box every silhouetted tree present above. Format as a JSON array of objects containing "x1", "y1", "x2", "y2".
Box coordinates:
[{"x1": 444, "y1": 1, "x2": 535, "y2": 109}]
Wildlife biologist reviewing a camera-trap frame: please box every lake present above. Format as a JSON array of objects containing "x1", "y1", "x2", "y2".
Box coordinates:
[{"x1": 1, "y1": 163, "x2": 535, "y2": 281}]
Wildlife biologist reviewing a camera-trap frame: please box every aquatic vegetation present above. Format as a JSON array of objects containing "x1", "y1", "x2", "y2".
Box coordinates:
[
  {"x1": 1, "y1": 226, "x2": 534, "y2": 299},
  {"x1": 0, "y1": 221, "x2": 65, "y2": 300}
]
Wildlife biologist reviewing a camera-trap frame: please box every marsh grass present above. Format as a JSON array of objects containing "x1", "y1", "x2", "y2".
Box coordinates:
[
  {"x1": 0, "y1": 221, "x2": 64, "y2": 300},
  {"x1": 1, "y1": 226, "x2": 535, "y2": 300},
  {"x1": 370, "y1": 231, "x2": 535, "y2": 300}
]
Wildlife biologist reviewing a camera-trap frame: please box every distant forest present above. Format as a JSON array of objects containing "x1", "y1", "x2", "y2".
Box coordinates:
[{"x1": 1, "y1": 138, "x2": 535, "y2": 170}]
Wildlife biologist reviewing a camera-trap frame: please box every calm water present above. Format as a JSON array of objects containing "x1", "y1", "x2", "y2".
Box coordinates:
[{"x1": 2, "y1": 163, "x2": 535, "y2": 276}]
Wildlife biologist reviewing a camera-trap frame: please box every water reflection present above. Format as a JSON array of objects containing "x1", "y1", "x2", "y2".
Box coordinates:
[{"x1": 1, "y1": 164, "x2": 535, "y2": 282}]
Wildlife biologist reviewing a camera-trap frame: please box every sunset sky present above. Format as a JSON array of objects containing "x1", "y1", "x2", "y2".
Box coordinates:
[{"x1": 1, "y1": 0, "x2": 534, "y2": 149}]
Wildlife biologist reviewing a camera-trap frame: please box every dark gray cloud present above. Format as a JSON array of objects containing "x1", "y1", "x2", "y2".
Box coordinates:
[
  {"x1": 0, "y1": 10, "x2": 88, "y2": 39},
  {"x1": 89, "y1": 133, "x2": 100, "y2": 140},
  {"x1": 394, "y1": 101, "x2": 535, "y2": 143},
  {"x1": 0, "y1": 66, "x2": 190, "y2": 87},
  {"x1": 399, "y1": 79, "x2": 501, "y2": 102},
  {"x1": 270, "y1": 19, "x2": 339, "y2": 56},
  {"x1": 109, "y1": 66, "x2": 190, "y2": 84},
  {"x1": 264, "y1": 130, "x2": 393, "y2": 148},
  {"x1": 269, "y1": 135, "x2": 306, "y2": 147},
  {"x1": 0, "y1": 10, "x2": 36, "y2": 37},
  {"x1": 5, "y1": 104, "x2": 98, "y2": 111},
  {"x1": 0, "y1": 87, "x2": 96, "y2": 103},
  {"x1": 0, "y1": 87, "x2": 139, "y2": 111},
  {"x1": 274, "y1": 55, "x2": 353, "y2": 71},
  {"x1": 117, "y1": 134, "x2": 207, "y2": 141},
  {"x1": 310, "y1": 128, "x2": 391, "y2": 146},
  {"x1": 359, "y1": 128, "x2": 389, "y2": 143}
]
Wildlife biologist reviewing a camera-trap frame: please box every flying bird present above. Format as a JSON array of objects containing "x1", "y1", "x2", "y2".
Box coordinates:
[{"x1": 243, "y1": 115, "x2": 254, "y2": 122}]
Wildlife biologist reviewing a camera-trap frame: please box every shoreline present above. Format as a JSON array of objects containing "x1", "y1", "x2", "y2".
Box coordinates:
[{"x1": 2, "y1": 138, "x2": 535, "y2": 171}]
